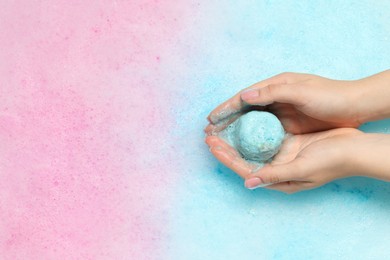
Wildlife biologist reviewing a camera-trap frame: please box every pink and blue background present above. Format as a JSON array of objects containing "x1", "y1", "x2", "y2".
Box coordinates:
[{"x1": 1, "y1": 1, "x2": 390, "y2": 259}]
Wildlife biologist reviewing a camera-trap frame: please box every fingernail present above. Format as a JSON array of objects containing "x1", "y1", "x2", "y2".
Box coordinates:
[
  {"x1": 204, "y1": 125, "x2": 216, "y2": 135},
  {"x1": 208, "y1": 114, "x2": 217, "y2": 124},
  {"x1": 241, "y1": 89, "x2": 259, "y2": 100},
  {"x1": 245, "y1": 177, "x2": 263, "y2": 189}
]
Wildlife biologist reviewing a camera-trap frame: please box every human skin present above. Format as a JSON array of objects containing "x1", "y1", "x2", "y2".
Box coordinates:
[
  {"x1": 205, "y1": 70, "x2": 390, "y2": 193},
  {"x1": 205, "y1": 70, "x2": 390, "y2": 135}
]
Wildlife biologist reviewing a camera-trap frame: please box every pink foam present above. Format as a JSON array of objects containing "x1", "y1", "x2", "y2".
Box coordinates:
[{"x1": 0, "y1": 1, "x2": 193, "y2": 259}]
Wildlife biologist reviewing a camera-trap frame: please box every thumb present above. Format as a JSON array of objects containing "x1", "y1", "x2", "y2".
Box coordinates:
[
  {"x1": 244, "y1": 160, "x2": 304, "y2": 189},
  {"x1": 240, "y1": 83, "x2": 304, "y2": 106}
]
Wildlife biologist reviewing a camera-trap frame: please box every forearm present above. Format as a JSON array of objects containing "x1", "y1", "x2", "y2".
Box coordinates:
[
  {"x1": 346, "y1": 133, "x2": 390, "y2": 181},
  {"x1": 353, "y1": 70, "x2": 390, "y2": 123}
]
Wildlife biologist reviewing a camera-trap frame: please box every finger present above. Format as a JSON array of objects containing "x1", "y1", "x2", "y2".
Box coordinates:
[
  {"x1": 263, "y1": 181, "x2": 303, "y2": 194},
  {"x1": 207, "y1": 72, "x2": 300, "y2": 124},
  {"x1": 204, "y1": 113, "x2": 241, "y2": 136},
  {"x1": 204, "y1": 124, "x2": 216, "y2": 136},
  {"x1": 240, "y1": 83, "x2": 306, "y2": 107},
  {"x1": 206, "y1": 136, "x2": 257, "y2": 179},
  {"x1": 245, "y1": 159, "x2": 305, "y2": 187},
  {"x1": 205, "y1": 135, "x2": 227, "y2": 147},
  {"x1": 210, "y1": 146, "x2": 255, "y2": 179},
  {"x1": 205, "y1": 136, "x2": 243, "y2": 159}
]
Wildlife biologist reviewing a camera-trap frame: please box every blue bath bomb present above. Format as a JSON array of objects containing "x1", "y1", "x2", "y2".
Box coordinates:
[{"x1": 222, "y1": 111, "x2": 285, "y2": 162}]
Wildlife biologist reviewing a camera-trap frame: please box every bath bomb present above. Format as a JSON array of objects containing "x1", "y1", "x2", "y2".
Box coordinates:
[{"x1": 221, "y1": 111, "x2": 285, "y2": 162}]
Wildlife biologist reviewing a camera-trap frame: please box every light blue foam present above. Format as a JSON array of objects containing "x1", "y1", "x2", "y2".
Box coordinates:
[{"x1": 168, "y1": 1, "x2": 390, "y2": 259}]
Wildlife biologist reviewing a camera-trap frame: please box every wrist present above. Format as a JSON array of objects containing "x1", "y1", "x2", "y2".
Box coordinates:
[
  {"x1": 320, "y1": 130, "x2": 366, "y2": 179},
  {"x1": 344, "y1": 133, "x2": 390, "y2": 181},
  {"x1": 342, "y1": 80, "x2": 368, "y2": 125},
  {"x1": 336, "y1": 132, "x2": 367, "y2": 177},
  {"x1": 352, "y1": 70, "x2": 390, "y2": 124}
]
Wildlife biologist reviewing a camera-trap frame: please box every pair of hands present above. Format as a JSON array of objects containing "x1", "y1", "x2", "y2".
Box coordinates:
[{"x1": 205, "y1": 72, "x2": 367, "y2": 194}]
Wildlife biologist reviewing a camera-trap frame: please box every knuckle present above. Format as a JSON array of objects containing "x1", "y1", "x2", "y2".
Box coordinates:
[
  {"x1": 265, "y1": 84, "x2": 279, "y2": 99},
  {"x1": 268, "y1": 174, "x2": 281, "y2": 184},
  {"x1": 227, "y1": 154, "x2": 238, "y2": 166},
  {"x1": 257, "y1": 85, "x2": 273, "y2": 105},
  {"x1": 261, "y1": 84, "x2": 270, "y2": 92}
]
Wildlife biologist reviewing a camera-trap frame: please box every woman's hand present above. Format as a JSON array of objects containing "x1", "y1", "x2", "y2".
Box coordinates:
[
  {"x1": 205, "y1": 72, "x2": 365, "y2": 135},
  {"x1": 206, "y1": 128, "x2": 363, "y2": 194}
]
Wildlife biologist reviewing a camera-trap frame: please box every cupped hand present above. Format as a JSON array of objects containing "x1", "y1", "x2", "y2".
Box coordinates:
[
  {"x1": 205, "y1": 72, "x2": 363, "y2": 135},
  {"x1": 205, "y1": 128, "x2": 362, "y2": 194}
]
